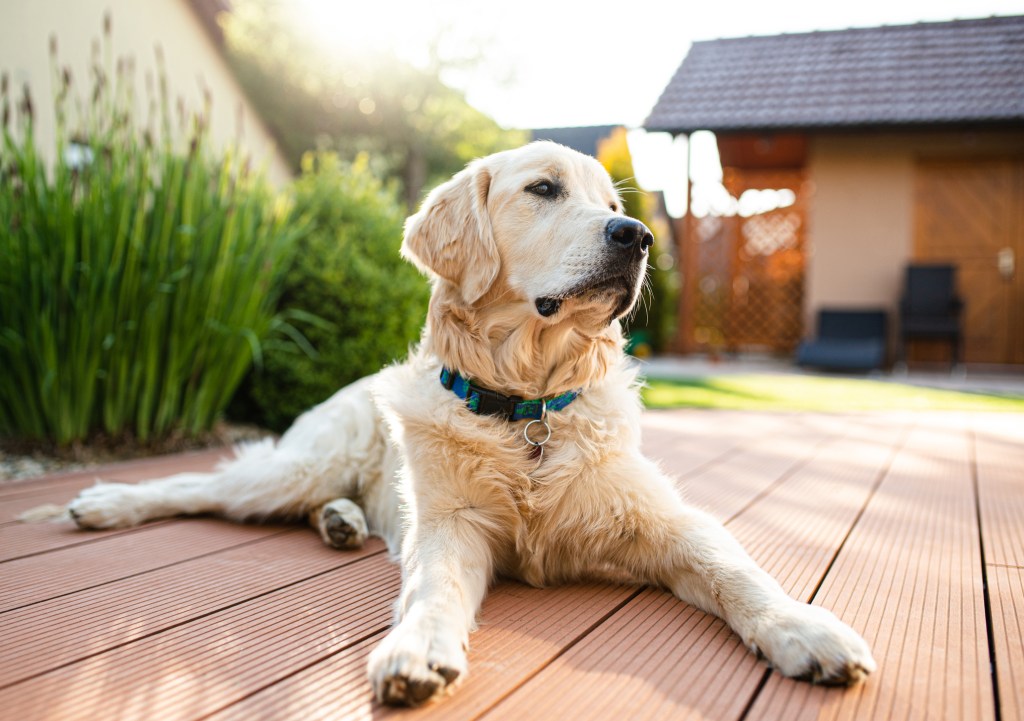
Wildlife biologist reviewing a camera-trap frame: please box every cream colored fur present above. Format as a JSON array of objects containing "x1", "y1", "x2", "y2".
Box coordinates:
[{"x1": 65, "y1": 142, "x2": 875, "y2": 706}]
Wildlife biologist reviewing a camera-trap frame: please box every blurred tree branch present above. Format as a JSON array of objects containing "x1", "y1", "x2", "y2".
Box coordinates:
[{"x1": 220, "y1": 0, "x2": 526, "y2": 208}]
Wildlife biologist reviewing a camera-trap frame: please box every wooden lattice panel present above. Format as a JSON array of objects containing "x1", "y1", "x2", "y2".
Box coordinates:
[{"x1": 681, "y1": 170, "x2": 807, "y2": 354}]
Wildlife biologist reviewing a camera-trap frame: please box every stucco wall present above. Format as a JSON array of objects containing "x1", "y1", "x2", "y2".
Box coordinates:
[
  {"x1": 805, "y1": 129, "x2": 1024, "y2": 336},
  {"x1": 0, "y1": 0, "x2": 292, "y2": 185}
]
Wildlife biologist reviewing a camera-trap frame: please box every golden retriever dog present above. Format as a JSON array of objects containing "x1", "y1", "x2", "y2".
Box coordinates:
[{"x1": 66, "y1": 142, "x2": 875, "y2": 706}]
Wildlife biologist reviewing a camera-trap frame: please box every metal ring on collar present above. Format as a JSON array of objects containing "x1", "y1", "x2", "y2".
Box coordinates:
[{"x1": 523, "y1": 418, "x2": 552, "y2": 447}]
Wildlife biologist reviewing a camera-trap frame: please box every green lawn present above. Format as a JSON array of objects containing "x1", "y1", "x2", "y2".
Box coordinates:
[{"x1": 641, "y1": 374, "x2": 1024, "y2": 413}]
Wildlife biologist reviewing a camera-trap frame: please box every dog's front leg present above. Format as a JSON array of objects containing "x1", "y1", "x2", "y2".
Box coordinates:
[
  {"x1": 662, "y1": 505, "x2": 875, "y2": 684},
  {"x1": 368, "y1": 510, "x2": 493, "y2": 706},
  {"x1": 612, "y1": 457, "x2": 876, "y2": 685}
]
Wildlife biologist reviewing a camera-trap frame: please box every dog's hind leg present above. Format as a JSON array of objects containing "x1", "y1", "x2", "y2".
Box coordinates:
[
  {"x1": 68, "y1": 438, "x2": 305, "y2": 529},
  {"x1": 309, "y1": 498, "x2": 369, "y2": 550},
  {"x1": 66, "y1": 375, "x2": 393, "y2": 541},
  {"x1": 68, "y1": 471, "x2": 218, "y2": 529}
]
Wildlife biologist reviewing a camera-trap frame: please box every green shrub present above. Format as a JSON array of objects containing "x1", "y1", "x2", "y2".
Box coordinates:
[
  {"x1": 229, "y1": 152, "x2": 428, "y2": 431},
  {"x1": 0, "y1": 42, "x2": 300, "y2": 445},
  {"x1": 597, "y1": 127, "x2": 678, "y2": 355}
]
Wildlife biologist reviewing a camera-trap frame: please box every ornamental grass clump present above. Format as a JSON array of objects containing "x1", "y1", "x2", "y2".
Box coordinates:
[{"x1": 0, "y1": 30, "x2": 300, "y2": 446}]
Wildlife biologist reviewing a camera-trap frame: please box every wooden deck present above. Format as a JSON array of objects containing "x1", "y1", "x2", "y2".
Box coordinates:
[{"x1": 2, "y1": 410, "x2": 1021, "y2": 720}]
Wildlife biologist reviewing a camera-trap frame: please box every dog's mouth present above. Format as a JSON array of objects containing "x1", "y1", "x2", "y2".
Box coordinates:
[{"x1": 535, "y1": 261, "x2": 645, "y2": 321}]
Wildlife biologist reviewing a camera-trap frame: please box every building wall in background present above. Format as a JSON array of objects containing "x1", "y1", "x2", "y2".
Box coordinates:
[
  {"x1": 0, "y1": 0, "x2": 292, "y2": 185},
  {"x1": 805, "y1": 129, "x2": 1024, "y2": 334}
]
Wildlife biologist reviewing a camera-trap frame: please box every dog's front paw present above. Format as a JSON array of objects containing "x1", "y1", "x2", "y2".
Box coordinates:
[
  {"x1": 749, "y1": 602, "x2": 875, "y2": 685},
  {"x1": 367, "y1": 618, "x2": 467, "y2": 706},
  {"x1": 68, "y1": 483, "x2": 148, "y2": 529}
]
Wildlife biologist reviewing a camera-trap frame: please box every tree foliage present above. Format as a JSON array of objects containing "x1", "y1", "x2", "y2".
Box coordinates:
[{"x1": 221, "y1": 0, "x2": 527, "y2": 209}]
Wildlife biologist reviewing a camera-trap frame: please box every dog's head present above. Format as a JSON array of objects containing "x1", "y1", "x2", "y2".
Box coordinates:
[{"x1": 402, "y1": 141, "x2": 653, "y2": 327}]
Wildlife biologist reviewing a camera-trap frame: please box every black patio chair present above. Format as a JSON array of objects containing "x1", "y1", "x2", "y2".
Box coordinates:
[
  {"x1": 796, "y1": 309, "x2": 888, "y2": 372},
  {"x1": 896, "y1": 263, "x2": 963, "y2": 369}
]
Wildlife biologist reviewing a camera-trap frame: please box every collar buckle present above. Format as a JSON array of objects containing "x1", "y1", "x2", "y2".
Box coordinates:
[{"x1": 473, "y1": 385, "x2": 522, "y2": 420}]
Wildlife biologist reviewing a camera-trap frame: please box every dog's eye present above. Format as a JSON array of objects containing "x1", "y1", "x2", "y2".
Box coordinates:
[
  {"x1": 609, "y1": 203, "x2": 619, "y2": 212},
  {"x1": 527, "y1": 181, "x2": 558, "y2": 198}
]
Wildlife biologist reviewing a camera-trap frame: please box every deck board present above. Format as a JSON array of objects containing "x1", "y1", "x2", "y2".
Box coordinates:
[
  {"x1": 973, "y1": 414, "x2": 1024, "y2": 721},
  {"x1": 973, "y1": 413, "x2": 1024, "y2": 569},
  {"x1": 0, "y1": 517, "x2": 160, "y2": 562},
  {"x1": 746, "y1": 420, "x2": 994, "y2": 721},
  {"x1": 0, "y1": 532, "x2": 383, "y2": 687},
  {"x1": 0, "y1": 520, "x2": 284, "y2": 612},
  {"x1": 483, "y1": 587, "x2": 760, "y2": 721},
  {"x1": 0, "y1": 553, "x2": 399, "y2": 720},
  {"x1": 211, "y1": 582, "x2": 641, "y2": 721},
  {"x1": 676, "y1": 424, "x2": 834, "y2": 522},
  {"x1": 1, "y1": 411, "x2": 1019, "y2": 720},
  {"x1": 640, "y1": 410, "x2": 818, "y2": 480},
  {"x1": 987, "y1": 565, "x2": 1024, "y2": 721}
]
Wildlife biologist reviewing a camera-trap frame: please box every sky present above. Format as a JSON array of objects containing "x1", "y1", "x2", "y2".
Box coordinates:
[{"x1": 296, "y1": 0, "x2": 1023, "y2": 210}]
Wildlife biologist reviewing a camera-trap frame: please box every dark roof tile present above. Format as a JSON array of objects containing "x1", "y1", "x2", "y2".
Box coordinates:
[{"x1": 644, "y1": 16, "x2": 1024, "y2": 133}]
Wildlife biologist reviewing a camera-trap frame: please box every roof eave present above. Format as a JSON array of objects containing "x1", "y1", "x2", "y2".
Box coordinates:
[{"x1": 642, "y1": 119, "x2": 1024, "y2": 136}]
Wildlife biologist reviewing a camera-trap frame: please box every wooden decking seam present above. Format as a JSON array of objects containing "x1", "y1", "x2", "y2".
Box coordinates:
[
  {"x1": 737, "y1": 669, "x2": 773, "y2": 721},
  {"x1": 0, "y1": 545, "x2": 389, "y2": 692},
  {"x1": 737, "y1": 421, "x2": 913, "y2": 721},
  {"x1": 724, "y1": 421, "x2": 870, "y2": 525},
  {"x1": 0, "y1": 518, "x2": 177, "y2": 563},
  {"x1": 195, "y1": 627, "x2": 391, "y2": 721},
  {"x1": 0, "y1": 526, "x2": 297, "y2": 615},
  {"x1": 471, "y1": 586, "x2": 647, "y2": 720},
  {"x1": 805, "y1": 422, "x2": 913, "y2": 604},
  {"x1": 969, "y1": 427, "x2": 1004, "y2": 721}
]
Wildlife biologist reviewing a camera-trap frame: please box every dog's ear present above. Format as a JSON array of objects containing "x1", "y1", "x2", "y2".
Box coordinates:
[{"x1": 401, "y1": 162, "x2": 499, "y2": 305}]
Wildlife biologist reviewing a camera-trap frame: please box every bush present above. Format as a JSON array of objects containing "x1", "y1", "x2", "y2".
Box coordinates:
[
  {"x1": 597, "y1": 127, "x2": 678, "y2": 354},
  {"x1": 0, "y1": 41, "x2": 299, "y2": 445},
  {"x1": 229, "y1": 152, "x2": 428, "y2": 431}
]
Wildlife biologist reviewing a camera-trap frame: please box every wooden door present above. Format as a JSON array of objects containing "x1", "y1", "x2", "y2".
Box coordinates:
[{"x1": 914, "y1": 159, "x2": 1024, "y2": 365}]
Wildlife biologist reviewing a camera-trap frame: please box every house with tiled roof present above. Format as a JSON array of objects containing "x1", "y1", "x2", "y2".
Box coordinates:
[
  {"x1": 646, "y1": 16, "x2": 1024, "y2": 366},
  {"x1": 0, "y1": 0, "x2": 292, "y2": 185},
  {"x1": 531, "y1": 126, "x2": 620, "y2": 158}
]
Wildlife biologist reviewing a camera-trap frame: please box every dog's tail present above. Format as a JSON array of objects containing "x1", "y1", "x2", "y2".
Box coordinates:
[{"x1": 18, "y1": 503, "x2": 72, "y2": 523}]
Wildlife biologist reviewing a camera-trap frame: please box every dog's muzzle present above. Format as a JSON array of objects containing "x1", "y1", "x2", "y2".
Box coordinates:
[{"x1": 534, "y1": 217, "x2": 653, "y2": 319}]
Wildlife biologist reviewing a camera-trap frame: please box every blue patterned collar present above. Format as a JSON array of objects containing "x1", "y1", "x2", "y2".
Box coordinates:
[{"x1": 439, "y1": 368, "x2": 580, "y2": 421}]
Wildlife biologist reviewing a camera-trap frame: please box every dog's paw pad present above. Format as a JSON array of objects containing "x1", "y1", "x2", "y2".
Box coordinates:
[
  {"x1": 317, "y1": 499, "x2": 368, "y2": 550},
  {"x1": 753, "y1": 603, "x2": 876, "y2": 687},
  {"x1": 379, "y1": 673, "x2": 444, "y2": 706},
  {"x1": 368, "y1": 621, "x2": 467, "y2": 707},
  {"x1": 430, "y1": 662, "x2": 461, "y2": 685},
  {"x1": 798, "y1": 657, "x2": 874, "y2": 686},
  {"x1": 374, "y1": 663, "x2": 458, "y2": 707}
]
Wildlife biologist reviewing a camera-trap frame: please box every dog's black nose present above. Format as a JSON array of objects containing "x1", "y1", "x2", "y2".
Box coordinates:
[{"x1": 606, "y1": 217, "x2": 654, "y2": 252}]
